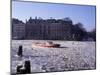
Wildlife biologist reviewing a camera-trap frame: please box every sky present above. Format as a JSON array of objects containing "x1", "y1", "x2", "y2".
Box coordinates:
[{"x1": 12, "y1": 1, "x2": 96, "y2": 31}]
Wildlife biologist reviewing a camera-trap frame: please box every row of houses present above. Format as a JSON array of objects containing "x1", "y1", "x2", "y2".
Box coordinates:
[
  {"x1": 12, "y1": 17, "x2": 73, "y2": 40},
  {"x1": 12, "y1": 17, "x2": 94, "y2": 41}
]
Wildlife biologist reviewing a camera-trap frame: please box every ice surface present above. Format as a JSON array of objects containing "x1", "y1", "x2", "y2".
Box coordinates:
[{"x1": 11, "y1": 40, "x2": 96, "y2": 73}]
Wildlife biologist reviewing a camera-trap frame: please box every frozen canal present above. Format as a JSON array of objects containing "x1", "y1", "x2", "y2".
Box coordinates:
[{"x1": 11, "y1": 40, "x2": 96, "y2": 74}]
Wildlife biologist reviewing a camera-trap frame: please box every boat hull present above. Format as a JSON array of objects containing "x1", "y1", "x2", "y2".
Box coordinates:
[{"x1": 32, "y1": 44, "x2": 60, "y2": 48}]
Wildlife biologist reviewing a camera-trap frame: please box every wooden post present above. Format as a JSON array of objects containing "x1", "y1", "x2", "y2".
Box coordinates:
[
  {"x1": 16, "y1": 65, "x2": 23, "y2": 74},
  {"x1": 24, "y1": 60, "x2": 31, "y2": 73},
  {"x1": 17, "y1": 45, "x2": 23, "y2": 57}
]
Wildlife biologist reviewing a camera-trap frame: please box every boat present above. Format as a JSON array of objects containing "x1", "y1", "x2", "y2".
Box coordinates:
[{"x1": 32, "y1": 41, "x2": 60, "y2": 48}]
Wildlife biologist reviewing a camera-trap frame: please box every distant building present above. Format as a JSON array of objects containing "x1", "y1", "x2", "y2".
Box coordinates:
[
  {"x1": 12, "y1": 17, "x2": 74, "y2": 40},
  {"x1": 12, "y1": 23, "x2": 25, "y2": 39}
]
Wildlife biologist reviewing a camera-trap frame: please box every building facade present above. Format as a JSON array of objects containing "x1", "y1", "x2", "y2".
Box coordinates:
[
  {"x1": 12, "y1": 23, "x2": 25, "y2": 39},
  {"x1": 12, "y1": 18, "x2": 73, "y2": 40}
]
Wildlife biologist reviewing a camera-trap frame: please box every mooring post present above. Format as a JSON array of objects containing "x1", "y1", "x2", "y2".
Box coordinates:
[
  {"x1": 16, "y1": 65, "x2": 23, "y2": 74},
  {"x1": 17, "y1": 45, "x2": 23, "y2": 57},
  {"x1": 24, "y1": 60, "x2": 31, "y2": 73}
]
